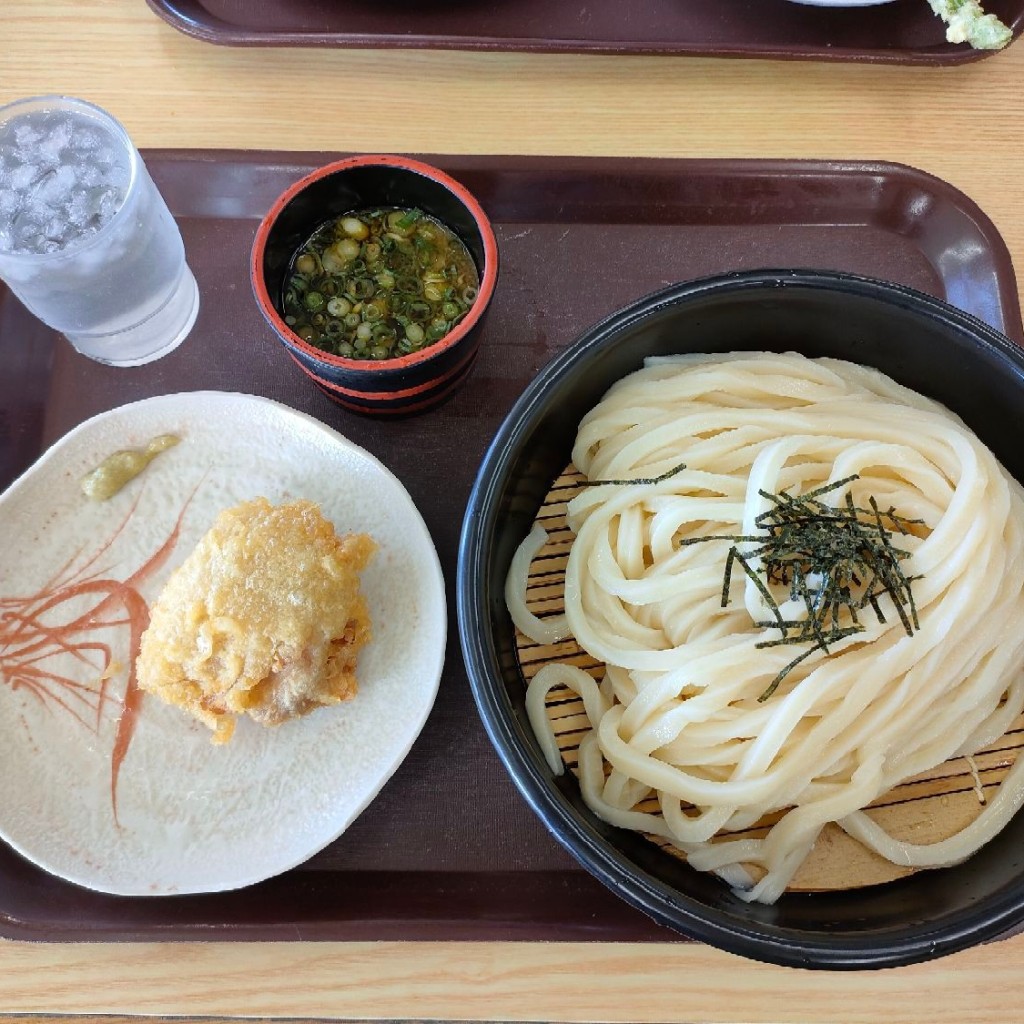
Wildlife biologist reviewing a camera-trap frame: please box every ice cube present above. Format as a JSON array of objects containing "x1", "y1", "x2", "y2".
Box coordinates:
[
  {"x1": 37, "y1": 118, "x2": 73, "y2": 163},
  {"x1": 9, "y1": 163, "x2": 40, "y2": 192},
  {"x1": 109, "y1": 163, "x2": 130, "y2": 191},
  {"x1": 96, "y1": 187, "x2": 121, "y2": 224},
  {"x1": 66, "y1": 190, "x2": 91, "y2": 227},
  {"x1": 42, "y1": 216, "x2": 73, "y2": 249},
  {"x1": 74, "y1": 126, "x2": 103, "y2": 153},
  {"x1": 93, "y1": 146, "x2": 120, "y2": 173},
  {"x1": 78, "y1": 163, "x2": 101, "y2": 188},
  {"x1": 13, "y1": 220, "x2": 44, "y2": 253},
  {"x1": 33, "y1": 168, "x2": 62, "y2": 205},
  {"x1": 9, "y1": 195, "x2": 54, "y2": 253},
  {"x1": 12, "y1": 122, "x2": 41, "y2": 151},
  {"x1": 41, "y1": 163, "x2": 79, "y2": 209}
]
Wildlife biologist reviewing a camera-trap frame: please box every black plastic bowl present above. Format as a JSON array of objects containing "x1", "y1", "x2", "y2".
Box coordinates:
[{"x1": 457, "y1": 269, "x2": 1024, "y2": 969}]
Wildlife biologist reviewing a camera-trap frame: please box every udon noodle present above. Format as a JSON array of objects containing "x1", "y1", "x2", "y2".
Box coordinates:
[{"x1": 507, "y1": 352, "x2": 1024, "y2": 903}]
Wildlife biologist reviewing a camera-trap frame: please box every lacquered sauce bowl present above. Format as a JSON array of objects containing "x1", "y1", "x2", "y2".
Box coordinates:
[{"x1": 252, "y1": 154, "x2": 498, "y2": 416}]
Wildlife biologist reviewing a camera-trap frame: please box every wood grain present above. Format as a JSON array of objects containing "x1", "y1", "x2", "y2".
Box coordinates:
[
  {"x1": 4, "y1": 1, "x2": 1024, "y2": 1020},
  {"x1": 1, "y1": 936, "x2": 1024, "y2": 1023}
]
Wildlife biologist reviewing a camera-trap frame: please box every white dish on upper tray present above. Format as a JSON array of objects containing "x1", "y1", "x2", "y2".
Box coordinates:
[
  {"x1": 0, "y1": 392, "x2": 446, "y2": 895},
  {"x1": 786, "y1": 0, "x2": 898, "y2": 6}
]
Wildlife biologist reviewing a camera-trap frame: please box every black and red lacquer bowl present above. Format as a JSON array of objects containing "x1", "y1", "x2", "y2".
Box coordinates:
[{"x1": 251, "y1": 154, "x2": 498, "y2": 415}]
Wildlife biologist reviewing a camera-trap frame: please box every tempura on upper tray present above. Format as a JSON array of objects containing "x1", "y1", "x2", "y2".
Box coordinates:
[{"x1": 926, "y1": 0, "x2": 1012, "y2": 49}]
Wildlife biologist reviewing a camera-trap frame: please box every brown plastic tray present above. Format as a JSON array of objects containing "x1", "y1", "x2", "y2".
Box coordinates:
[
  {"x1": 0, "y1": 153, "x2": 1019, "y2": 942},
  {"x1": 144, "y1": 0, "x2": 1024, "y2": 63}
]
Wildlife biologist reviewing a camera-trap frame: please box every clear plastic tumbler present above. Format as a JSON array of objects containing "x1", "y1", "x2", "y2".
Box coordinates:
[{"x1": 0, "y1": 96, "x2": 199, "y2": 366}]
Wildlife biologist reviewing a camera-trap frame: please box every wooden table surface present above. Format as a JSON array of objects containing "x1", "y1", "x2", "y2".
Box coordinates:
[{"x1": 4, "y1": 2, "x2": 1024, "y2": 1022}]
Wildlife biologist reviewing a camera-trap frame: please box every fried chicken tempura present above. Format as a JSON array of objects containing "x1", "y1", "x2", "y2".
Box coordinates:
[{"x1": 136, "y1": 498, "x2": 376, "y2": 743}]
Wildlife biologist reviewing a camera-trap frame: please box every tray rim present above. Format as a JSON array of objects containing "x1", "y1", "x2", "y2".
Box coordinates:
[
  {"x1": 0, "y1": 148, "x2": 1020, "y2": 943},
  {"x1": 140, "y1": 149, "x2": 1024, "y2": 345},
  {"x1": 143, "y1": 0, "x2": 1024, "y2": 65}
]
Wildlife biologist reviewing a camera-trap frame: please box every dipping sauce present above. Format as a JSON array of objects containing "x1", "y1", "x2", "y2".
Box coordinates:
[
  {"x1": 81, "y1": 434, "x2": 180, "y2": 500},
  {"x1": 281, "y1": 207, "x2": 479, "y2": 360}
]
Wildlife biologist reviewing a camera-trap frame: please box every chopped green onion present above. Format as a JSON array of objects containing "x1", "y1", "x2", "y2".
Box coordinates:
[{"x1": 281, "y1": 206, "x2": 479, "y2": 361}]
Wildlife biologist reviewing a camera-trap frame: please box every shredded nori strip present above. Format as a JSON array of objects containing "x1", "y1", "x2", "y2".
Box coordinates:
[
  {"x1": 582, "y1": 462, "x2": 688, "y2": 488},
  {"x1": 681, "y1": 475, "x2": 924, "y2": 701}
]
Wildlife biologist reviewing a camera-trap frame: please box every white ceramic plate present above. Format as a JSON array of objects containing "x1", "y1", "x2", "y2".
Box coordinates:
[
  {"x1": 0, "y1": 392, "x2": 445, "y2": 895},
  {"x1": 786, "y1": 1, "x2": 897, "y2": 6}
]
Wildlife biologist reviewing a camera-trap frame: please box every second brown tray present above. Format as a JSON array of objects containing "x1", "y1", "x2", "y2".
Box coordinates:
[
  {"x1": 0, "y1": 153, "x2": 1019, "y2": 942},
  {"x1": 144, "y1": 0, "x2": 1024, "y2": 63}
]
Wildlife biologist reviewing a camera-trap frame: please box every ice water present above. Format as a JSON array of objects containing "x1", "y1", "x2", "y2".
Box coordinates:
[
  {"x1": 0, "y1": 97, "x2": 198, "y2": 366},
  {"x1": 0, "y1": 108, "x2": 129, "y2": 256}
]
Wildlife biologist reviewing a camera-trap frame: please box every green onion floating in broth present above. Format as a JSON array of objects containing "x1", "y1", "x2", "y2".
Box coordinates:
[{"x1": 282, "y1": 206, "x2": 480, "y2": 360}]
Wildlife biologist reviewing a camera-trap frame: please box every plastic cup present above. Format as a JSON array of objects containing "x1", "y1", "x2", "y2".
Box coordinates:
[{"x1": 0, "y1": 96, "x2": 199, "y2": 366}]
